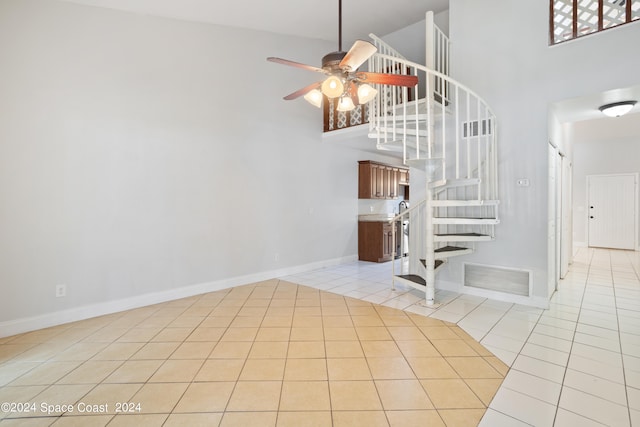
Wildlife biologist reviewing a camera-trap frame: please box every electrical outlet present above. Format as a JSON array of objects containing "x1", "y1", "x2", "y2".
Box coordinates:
[{"x1": 55, "y1": 284, "x2": 66, "y2": 298}]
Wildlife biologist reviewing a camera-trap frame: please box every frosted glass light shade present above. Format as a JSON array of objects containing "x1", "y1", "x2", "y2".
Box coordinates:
[
  {"x1": 599, "y1": 101, "x2": 636, "y2": 117},
  {"x1": 357, "y1": 84, "x2": 378, "y2": 103},
  {"x1": 303, "y1": 89, "x2": 323, "y2": 108},
  {"x1": 321, "y1": 76, "x2": 344, "y2": 99},
  {"x1": 337, "y1": 95, "x2": 356, "y2": 112}
]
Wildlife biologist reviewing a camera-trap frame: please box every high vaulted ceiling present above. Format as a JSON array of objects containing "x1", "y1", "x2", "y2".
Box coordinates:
[{"x1": 58, "y1": 0, "x2": 448, "y2": 43}]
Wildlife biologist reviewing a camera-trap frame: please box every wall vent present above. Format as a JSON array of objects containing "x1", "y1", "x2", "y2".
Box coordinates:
[
  {"x1": 464, "y1": 263, "x2": 530, "y2": 296},
  {"x1": 462, "y1": 119, "x2": 493, "y2": 138}
]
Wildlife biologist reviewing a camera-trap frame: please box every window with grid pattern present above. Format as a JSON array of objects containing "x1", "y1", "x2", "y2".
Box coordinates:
[{"x1": 550, "y1": 0, "x2": 640, "y2": 44}]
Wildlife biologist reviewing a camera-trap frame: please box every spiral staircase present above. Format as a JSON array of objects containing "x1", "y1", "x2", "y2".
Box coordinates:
[{"x1": 365, "y1": 12, "x2": 500, "y2": 306}]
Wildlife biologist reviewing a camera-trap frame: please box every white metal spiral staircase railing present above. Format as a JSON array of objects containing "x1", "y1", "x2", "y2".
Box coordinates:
[{"x1": 366, "y1": 15, "x2": 499, "y2": 306}]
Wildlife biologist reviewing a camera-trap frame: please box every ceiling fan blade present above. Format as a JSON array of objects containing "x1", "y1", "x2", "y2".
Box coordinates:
[
  {"x1": 356, "y1": 72, "x2": 418, "y2": 87},
  {"x1": 283, "y1": 81, "x2": 322, "y2": 100},
  {"x1": 339, "y1": 40, "x2": 377, "y2": 71},
  {"x1": 267, "y1": 57, "x2": 326, "y2": 74}
]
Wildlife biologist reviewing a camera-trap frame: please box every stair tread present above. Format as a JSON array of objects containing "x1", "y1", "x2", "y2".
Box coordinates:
[
  {"x1": 419, "y1": 259, "x2": 445, "y2": 268},
  {"x1": 435, "y1": 245, "x2": 470, "y2": 253},
  {"x1": 435, "y1": 232, "x2": 488, "y2": 237},
  {"x1": 396, "y1": 274, "x2": 426, "y2": 286}
]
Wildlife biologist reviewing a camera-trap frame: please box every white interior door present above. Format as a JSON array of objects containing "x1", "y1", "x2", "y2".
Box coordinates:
[{"x1": 587, "y1": 174, "x2": 637, "y2": 250}]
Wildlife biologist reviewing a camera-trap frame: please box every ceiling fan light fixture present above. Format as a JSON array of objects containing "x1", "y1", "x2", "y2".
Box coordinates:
[
  {"x1": 337, "y1": 95, "x2": 356, "y2": 112},
  {"x1": 599, "y1": 100, "x2": 637, "y2": 117},
  {"x1": 321, "y1": 75, "x2": 344, "y2": 99},
  {"x1": 303, "y1": 89, "x2": 323, "y2": 108},
  {"x1": 357, "y1": 83, "x2": 378, "y2": 104}
]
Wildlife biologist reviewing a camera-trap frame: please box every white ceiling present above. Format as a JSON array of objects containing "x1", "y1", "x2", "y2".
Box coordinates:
[{"x1": 58, "y1": 0, "x2": 448, "y2": 44}]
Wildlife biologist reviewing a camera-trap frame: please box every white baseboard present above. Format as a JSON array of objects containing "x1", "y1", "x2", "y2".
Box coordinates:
[
  {"x1": 436, "y1": 280, "x2": 549, "y2": 309},
  {"x1": 0, "y1": 255, "x2": 358, "y2": 338}
]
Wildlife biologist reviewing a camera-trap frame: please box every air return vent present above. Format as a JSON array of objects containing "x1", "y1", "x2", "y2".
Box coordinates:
[{"x1": 464, "y1": 263, "x2": 530, "y2": 296}]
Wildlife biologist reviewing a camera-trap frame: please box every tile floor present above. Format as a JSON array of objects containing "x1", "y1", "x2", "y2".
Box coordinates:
[
  {"x1": 0, "y1": 247, "x2": 637, "y2": 426},
  {"x1": 0, "y1": 279, "x2": 507, "y2": 426}
]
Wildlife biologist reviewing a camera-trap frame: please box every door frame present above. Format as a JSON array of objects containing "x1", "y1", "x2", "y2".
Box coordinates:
[{"x1": 586, "y1": 172, "x2": 639, "y2": 251}]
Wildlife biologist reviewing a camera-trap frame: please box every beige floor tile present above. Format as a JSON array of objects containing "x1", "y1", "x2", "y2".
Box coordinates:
[
  {"x1": 32, "y1": 384, "x2": 95, "y2": 414},
  {"x1": 290, "y1": 327, "x2": 323, "y2": 341},
  {"x1": 103, "y1": 360, "x2": 162, "y2": 383},
  {"x1": 0, "y1": 385, "x2": 47, "y2": 404},
  {"x1": 327, "y1": 358, "x2": 372, "y2": 380},
  {"x1": 396, "y1": 340, "x2": 440, "y2": 357},
  {"x1": 169, "y1": 316, "x2": 204, "y2": 328},
  {"x1": 51, "y1": 415, "x2": 114, "y2": 426},
  {"x1": 430, "y1": 339, "x2": 479, "y2": 357},
  {"x1": 265, "y1": 307, "x2": 295, "y2": 317},
  {"x1": 387, "y1": 326, "x2": 427, "y2": 340},
  {"x1": 148, "y1": 359, "x2": 203, "y2": 382},
  {"x1": 151, "y1": 327, "x2": 193, "y2": 342},
  {"x1": 484, "y1": 356, "x2": 510, "y2": 376},
  {"x1": 248, "y1": 342, "x2": 289, "y2": 359},
  {"x1": 226, "y1": 381, "x2": 282, "y2": 411},
  {"x1": 323, "y1": 327, "x2": 358, "y2": 341},
  {"x1": 103, "y1": 414, "x2": 169, "y2": 427},
  {"x1": 348, "y1": 306, "x2": 379, "y2": 316},
  {"x1": 9, "y1": 361, "x2": 81, "y2": 386},
  {"x1": 209, "y1": 342, "x2": 252, "y2": 359},
  {"x1": 421, "y1": 379, "x2": 485, "y2": 409},
  {"x1": 130, "y1": 382, "x2": 189, "y2": 413},
  {"x1": 463, "y1": 338, "x2": 496, "y2": 357},
  {"x1": 437, "y1": 409, "x2": 486, "y2": 426},
  {"x1": 367, "y1": 357, "x2": 416, "y2": 380},
  {"x1": 219, "y1": 411, "x2": 277, "y2": 427},
  {"x1": 220, "y1": 327, "x2": 259, "y2": 342},
  {"x1": 173, "y1": 382, "x2": 235, "y2": 412},
  {"x1": 380, "y1": 315, "x2": 414, "y2": 327},
  {"x1": 240, "y1": 359, "x2": 286, "y2": 381},
  {"x1": 329, "y1": 381, "x2": 383, "y2": 410},
  {"x1": 294, "y1": 307, "x2": 322, "y2": 316},
  {"x1": 186, "y1": 327, "x2": 226, "y2": 342},
  {"x1": 406, "y1": 314, "x2": 447, "y2": 327},
  {"x1": 465, "y1": 378, "x2": 504, "y2": 406},
  {"x1": 91, "y1": 343, "x2": 144, "y2": 360},
  {"x1": 199, "y1": 316, "x2": 234, "y2": 328},
  {"x1": 351, "y1": 316, "x2": 385, "y2": 327},
  {"x1": 170, "y1": 342, "x2": 215, "y2": 359},
  {"x1": 276, "y1": 411, "x2": 332, "y2": 427},
  {"x1": 117, "y1": 328, "x2": 162, "y2": 343},
  {"x1": 324, "y1": 341, "x2": 364, "y2": 358},
  {"x1": 78, "y1": 383, "x2": 142, "y2": 413},
  {"x1": 376, "y1": 379, "x2": 434, "y2": 410},
  {"x1": 230, "y1": 316, "x2": 263, "y2": 327},
  {"x1": 284, "y1": 358, "x2": 327, "y2": 380},
  {"x1": 261, "y1": 316, "x2": 293, "y2": 328},
  {"x1": 420, "y1": 326, "x2": 461, "y2": 340},
  {"x1": 355, "y1": 327, "x2": 392, "y2": 341},
  {"x1": 406, "y1": 357, "x2": 459, "y2": 379},
  {"x1": 446, "y1": 356, "x2": 503, "y2": 378},
  {"x1": 279, "y1": 381, "x2": 331, "y2": 411},
  {"x1": 287, "y1": 341, "x2": 325, "y2": 358},
  {"x1": 321, "y1": 316, "x2": 353, "y2": 327},
  {"x1": 386, "y1": 410, "x2": 446, "y2": 427},
  {"x1": 332, "y1": 410, "x2": 388, "y2": 427},
  {"x1": 195, "y1": 359, "x2": 244, "y2": 381},
  {"x1": 321, "y1": 306, "x2": 350, "y2": 316},
  {"x1": 50, "y1": 342, "x2": 108, "y2": 361},
  {"x1": 130, "y1": 342, "x2": 179, "y2": 360},
  {"x1": 237, "y1": 306, "x2": 268, "y2": 317},
  {"x1": 57, "y1": 360, "x2": 124, "y2": 384},
  {"x1": 255, "y1": 328, "x2": 290, "y2": 342},
  {"x1": 163, "y1": 413, "x2": 223, "y2": 427},
  {"x1": 360, "y1": 341, "x2": 403, "y2": 358}
]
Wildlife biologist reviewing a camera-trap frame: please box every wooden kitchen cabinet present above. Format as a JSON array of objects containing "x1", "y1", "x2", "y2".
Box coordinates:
[
  {"x1": 358, "y1": 160, "x2": 408, "y2": 199},
  {"x1": 358, "y1": 221, "x2": 395, "y2": 263}
]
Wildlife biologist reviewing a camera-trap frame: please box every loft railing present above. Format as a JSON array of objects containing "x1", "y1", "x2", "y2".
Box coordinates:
[{"x1": 550, "y1": 0, "x2": 640, "y2": 45}]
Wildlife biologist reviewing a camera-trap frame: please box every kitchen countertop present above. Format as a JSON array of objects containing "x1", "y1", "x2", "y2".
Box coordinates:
[{"x1": 358, "y1": 214, "x2": 396, "y2": 222}]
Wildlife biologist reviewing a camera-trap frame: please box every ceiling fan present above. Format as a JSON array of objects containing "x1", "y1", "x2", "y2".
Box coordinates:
[{"x1": 267, "y1": 0, "x2": 418, "y2": 111}]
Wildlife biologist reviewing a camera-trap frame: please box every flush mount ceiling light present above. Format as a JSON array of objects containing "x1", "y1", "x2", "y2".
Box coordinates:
[
  {"x1": 266, "y1": 0, "x2": 417, "y2": 111},
  {"x1": 599, "y1": 100, "x2": 637, "y2": 117}
]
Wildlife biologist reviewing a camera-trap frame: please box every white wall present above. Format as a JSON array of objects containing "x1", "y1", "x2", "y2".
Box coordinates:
[
  {"x1": 0, "y1": 0, "x2": 394, "y2": 334},
  {"x1": 571, "y1": 114, "x2": 640, "y2": 248},
  {"x1": 440, "y1": 0, "x2": 640, "y2": 302}
]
